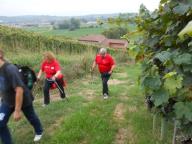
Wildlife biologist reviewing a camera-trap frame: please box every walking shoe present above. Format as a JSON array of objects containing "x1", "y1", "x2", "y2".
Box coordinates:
[
  {"x1": 103, "y1": 93, "x2": 108, "y2": 99},
  {"x1": 34, "y1": 134, "x2": 43, "y2": 142}
]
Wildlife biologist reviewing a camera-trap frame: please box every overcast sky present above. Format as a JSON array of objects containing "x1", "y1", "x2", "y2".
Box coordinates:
[{"x1": 0, "y1": 0, "x2": 160, "y2": 16}]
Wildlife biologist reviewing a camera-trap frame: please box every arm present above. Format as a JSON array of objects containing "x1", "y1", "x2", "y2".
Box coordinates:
[
  {"x1": 109, "y1": 56, "x2": 115, "y2": 74},
  {"x1": 109, "y1": 64, "x2": 115, "y2": 74},
  {"x1": 91, "y1": 55, "x2": 98, "y2": 72},
  {"x1": 37, "y1": 69, "x2": 42, "y2": 80},
  {"x1": 91, "y1": 61, "x2": 97, "y2": 72},
  {"x1": 52, "y1": 60, "x2": 62, "y2": 80},
  {"x1": 52, "y1": 70, "x2": 62, "y2": 80},
  {"x1": 13, "y1": 86, "x2": 23, "y2": 121},
  {"x1": 6, "y1": 64, "x2": 24, "y2": 121},
  {"x1": 37, "y1": 62, "x2": 44, "y2": 80}
]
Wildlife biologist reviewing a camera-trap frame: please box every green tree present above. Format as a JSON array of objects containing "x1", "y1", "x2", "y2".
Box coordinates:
[
  {"x1": 69, "y1": 18, "x2": 80, "y2": 31},
  {"x1": 102, "y1": 27, "x2": 128, "y2": 39},
  {"x1": 55, "y1": 18, "x2": 80, "y2": 30},
  {"x1": 57, "y1": 20, "x2": 70, "y2": 29}
]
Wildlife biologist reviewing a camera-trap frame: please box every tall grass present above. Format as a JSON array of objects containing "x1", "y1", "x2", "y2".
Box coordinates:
[{"x1": 5, "y1": 49, "x2": 95, "y2": 75}]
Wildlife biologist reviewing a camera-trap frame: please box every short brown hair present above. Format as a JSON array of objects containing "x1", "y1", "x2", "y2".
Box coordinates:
[
  {"x1": 43, "y1": 51, "x2": 55, "y2": 61},
  {"x1": 0, "y1": 49, "x2": 4, "y2": 60}
]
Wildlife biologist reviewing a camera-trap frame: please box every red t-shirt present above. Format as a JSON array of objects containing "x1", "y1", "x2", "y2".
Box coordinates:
[
  {"x1": 41, "y1": 59, "x2": 61, "y2": 78},
  {"x1": 95, "y1": 54, "x2": 115, "y2": 73}
]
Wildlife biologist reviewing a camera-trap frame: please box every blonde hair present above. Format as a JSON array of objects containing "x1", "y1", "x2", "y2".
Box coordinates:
[{"x1": 44, "y1": 51, "x2": 55, "y2": 61}]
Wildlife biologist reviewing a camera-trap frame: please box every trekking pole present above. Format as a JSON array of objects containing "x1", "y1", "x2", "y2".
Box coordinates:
[
  {"x1": 47, "y1": 79, "x2": 69, "y2": 102},
  {"x1": 54, "y1": 80, "x2": 69, "y2": 102}
]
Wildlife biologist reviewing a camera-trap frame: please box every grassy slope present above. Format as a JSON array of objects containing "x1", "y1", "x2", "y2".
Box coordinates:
[
  {"x1": 9, "y1": 63, "x2": 173, "y2": 144},
  {"x1": 3, "y1": 24, "x2": 173, "y2": 144}
]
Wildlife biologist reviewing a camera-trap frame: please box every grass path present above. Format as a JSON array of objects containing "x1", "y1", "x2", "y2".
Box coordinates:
[{"x1": 9, "y1": 63, "x2": 173, "y2": 144}]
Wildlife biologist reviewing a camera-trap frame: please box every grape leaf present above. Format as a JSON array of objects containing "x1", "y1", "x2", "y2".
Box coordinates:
[
  {"x1": 154, "y1": 51, "x2": 171, "y2": 63},
  {"x1": 174, "y1": 102, "x2": 188, "y2": 119},
  {"x1": 173, "y1": 53, "x2": 192, "y2": 65},
  {"x1": 174, "y1": 102, "x2": 192, "y2": 121},
  {"x1": 185, "y1": 102, "x2": 192, "y2": 121},
  {"x1": 142, "y1": 76, "x2": 161, "y2": 90},
  {"x1": 173, "y1": 4, "x2": 190, "y2": 16},
  {"x1": 164, "y1": 75, "x2": 183, "y2": 94},
  {"x1": 152, "y1": 88, "x2": 169, "y2": 106}
]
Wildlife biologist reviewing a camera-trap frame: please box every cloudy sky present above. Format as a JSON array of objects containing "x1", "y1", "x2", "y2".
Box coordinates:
[{"x1": 0, "y1": 0, "x2": 160, "y2": 16}]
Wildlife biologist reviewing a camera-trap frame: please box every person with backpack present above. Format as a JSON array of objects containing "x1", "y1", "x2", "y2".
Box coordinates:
[
  {"x1": 0, "y1": 50, "x2": 43, "y2": 144},
  {"x1": 37, "y1": 51, "x2": 65, "y2": 106},
  {"x1": 91, "y1": 48, "x2": 115, "y2": 99}
]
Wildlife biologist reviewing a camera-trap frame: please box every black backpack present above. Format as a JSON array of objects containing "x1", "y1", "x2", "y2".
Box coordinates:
[{"x1": 14, "y1": 64, "x2": 37, "y2": 90}]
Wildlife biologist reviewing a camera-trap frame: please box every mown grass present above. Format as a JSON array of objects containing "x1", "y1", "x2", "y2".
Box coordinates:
[
  {"x1": 49, "y1": 102, "x2": 118, "y2": 144},
  {"x1": 6, "y1": 58, "x2": 174, "y2": 144}
]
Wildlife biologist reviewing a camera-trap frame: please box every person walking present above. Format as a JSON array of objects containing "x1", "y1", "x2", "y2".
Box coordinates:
[
  {"x1": 37, "y1": 51, "x2": 65, "y2": 106},
  {"x1": 91, "y1": 48, "x2": 115, "y2": 99},
  {"x1": 0, "y1": 50, "x2": 43, "y2": 144}
]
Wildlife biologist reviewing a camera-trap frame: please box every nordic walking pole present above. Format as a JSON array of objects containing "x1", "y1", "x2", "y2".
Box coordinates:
[
  {"x1": 47, "y1": 79, "x2": 69, "y2": 102},
  {"x1": 54, "y1": 80, "x2": 69, "y2": 102}
]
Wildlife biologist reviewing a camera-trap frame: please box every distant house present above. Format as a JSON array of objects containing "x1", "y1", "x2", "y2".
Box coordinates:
[
  {"x1": 78, "y1": 35, "x2": 106, "y2": 44},
  {"x1": 102, "y1": 39, "x2": 128, "y2": 49},
  {"x1": 78, "y1": 34, "x2": 128, "y2": 50}
]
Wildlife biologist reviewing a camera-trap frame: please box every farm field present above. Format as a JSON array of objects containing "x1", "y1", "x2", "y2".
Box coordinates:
[
  {"x1": 24, "y1": 27, "x2": 106, "y2": 38},
  {"x1": 23, "y1": 23, "x2": 136, "y2": 39}
]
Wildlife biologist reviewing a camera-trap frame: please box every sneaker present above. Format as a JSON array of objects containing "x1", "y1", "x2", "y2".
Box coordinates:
[
  {"x1": 103, "y1": 94, "x2": 108, "y2": 99},
  {"x1": 34, "y1": 134, "x2": 42, "y2": 142}
]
